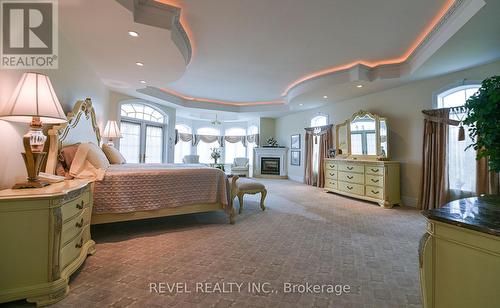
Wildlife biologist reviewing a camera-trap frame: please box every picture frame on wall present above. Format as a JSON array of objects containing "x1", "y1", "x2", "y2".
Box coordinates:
[
  {"x1": 291, "y1": 134, "x2": 300, "y2": 149},
  {"x1": 291, "y1": 150, "x2": 300, "y2": 166}
]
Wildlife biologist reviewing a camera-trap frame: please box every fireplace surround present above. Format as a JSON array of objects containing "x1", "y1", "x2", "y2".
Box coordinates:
[{"x1": 253, "y1": 147, "x2": 288, "y2": 178}]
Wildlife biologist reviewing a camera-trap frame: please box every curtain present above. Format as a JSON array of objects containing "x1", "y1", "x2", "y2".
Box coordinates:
[
  {"x1": 476, "y1": 156, "x2": 500, "y2": 195},
  {"x1": 304, "y1": 124, "x2": 333, "y2": 187},
  {"x1": 304, "y1": 133, "x2": 314, "y2": 185},
  {"x1": 246, "y1": 134, "x2": 259, "y2": 146},
  {"x1": 418, "y1": 109, "x2": 455, "y2": 210}
]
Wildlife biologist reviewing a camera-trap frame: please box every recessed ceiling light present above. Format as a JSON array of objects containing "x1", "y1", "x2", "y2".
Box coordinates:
[
  {"x1": 140, "y1": 80, "x2": 147, "y2": 84},
  {"x1": 128, "y1": 31, "x2": 139, "y2": 37},
  {"x1": 136, "y1": 62, "x2": 144, "y2": 67},
  {"x1": 323, "y1": 95, "x2": 328, "y2": 99},
  {"x1": 356, "y1": 84, "x2": 363, "y2": 88},
  {"x1": 299, "y1": 103, "x2": 303, "y2": 106}
]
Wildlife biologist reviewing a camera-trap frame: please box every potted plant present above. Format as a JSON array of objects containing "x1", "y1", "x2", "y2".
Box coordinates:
[
  {"x1": 210, "y1": 148, "x2": 221, "y2": 164},
  {"x1": 464, "y1": 75, "x2": 500, "y2": 172}
]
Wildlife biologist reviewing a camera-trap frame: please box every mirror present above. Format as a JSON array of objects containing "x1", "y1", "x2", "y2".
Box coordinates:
[
  {"x1": 350, "y1": 113, "x2": 376, "y2": 155},
  {"x1": 336, "y1": 120, "x2": 349, "y2": 155},
  {"x1": 379, "y1": 118, "x2": 388, "y2": 157},
  {"x1": 335, "y1": 110, "x2": 389, "y2": 159}
]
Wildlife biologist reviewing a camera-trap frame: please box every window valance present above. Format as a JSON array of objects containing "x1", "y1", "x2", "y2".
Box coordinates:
[{"x1": 175, "y1": 130, "x2": 259, "y2": 147}]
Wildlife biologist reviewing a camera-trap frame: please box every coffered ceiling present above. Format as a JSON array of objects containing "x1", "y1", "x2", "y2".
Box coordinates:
[{"x1": 58, "y1": 0, "x2": 499, "y2": 116}]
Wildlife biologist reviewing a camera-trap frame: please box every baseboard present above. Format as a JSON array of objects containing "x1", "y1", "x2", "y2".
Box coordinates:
[
  {"x1": 401, "y1": 196, "x2": 418, "y2": 207},
  {"x1": 288, "y1": 175, "x2": 304, "y2": 183}
]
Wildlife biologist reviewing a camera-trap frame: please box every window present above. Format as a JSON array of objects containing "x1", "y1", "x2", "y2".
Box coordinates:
[
  {"x1": 174, "y1": 124, "x2": 192, "y2": 163},
  {"x1": 197, "y1": 127, "x2": 220, "y2": 164},
  {"x1": 437, "y1": 85, "x2": 480, "y2": 198},
  {"x1": 310, "y1": 114, "x2": 329, "y2": 183},
  {"x1": 247, "y1": 125, "x2": 259, "y2": 173},
  {"x1": 119, "y1": 103, "x2": 167, "y2": 163},
  {"x1": 225, "y1": 127, "x2": 246, "y2": 164}
]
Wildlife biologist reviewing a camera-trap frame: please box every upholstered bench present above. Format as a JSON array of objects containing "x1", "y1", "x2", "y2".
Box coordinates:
[{"x1": 230, "y1": 176, "x2": 267, "y2": 214}]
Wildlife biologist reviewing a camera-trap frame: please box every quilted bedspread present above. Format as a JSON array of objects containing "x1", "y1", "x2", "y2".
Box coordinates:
[{"x1": 92, "y1": 164, "x2": 230, "y2": 213}]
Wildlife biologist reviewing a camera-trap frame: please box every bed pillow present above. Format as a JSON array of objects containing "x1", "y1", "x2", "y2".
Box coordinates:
[
  {"x1": 85, "y1": 142, "x2": 110, "y2": 169},
  {"x1": 58, "y1": 143, "x2": 81, "y2": 170},
  {"x1": 69, "y1": 142, "x2": 109, "y2": 181},
  {"x1": 101, "y1": 144, "x2": 126, "y2": 164}
]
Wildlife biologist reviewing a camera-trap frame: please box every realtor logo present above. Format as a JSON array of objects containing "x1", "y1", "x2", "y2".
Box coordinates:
[{"x1": 1, "y1": 0, "x2": 58, "y2": 69}]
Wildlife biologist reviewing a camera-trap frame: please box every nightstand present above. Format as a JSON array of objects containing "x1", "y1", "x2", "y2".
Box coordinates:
[{"x1": 0, "y1": 180, "x2": 95, "y2": 306}]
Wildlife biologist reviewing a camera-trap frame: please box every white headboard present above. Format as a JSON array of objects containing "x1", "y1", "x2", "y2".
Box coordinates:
[{"x1": 45, "y1": 98, "x2": 101, "y2": 174}]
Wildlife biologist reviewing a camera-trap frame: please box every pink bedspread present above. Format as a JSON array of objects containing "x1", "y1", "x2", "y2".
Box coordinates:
[{"x1": 92, "y1": 164, "x2": 230, "y2": 214}]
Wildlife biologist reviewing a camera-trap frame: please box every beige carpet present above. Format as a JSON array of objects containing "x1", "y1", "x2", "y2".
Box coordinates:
[{"x1": 5, "y1": 179, "x2": 425, "y2": 308}]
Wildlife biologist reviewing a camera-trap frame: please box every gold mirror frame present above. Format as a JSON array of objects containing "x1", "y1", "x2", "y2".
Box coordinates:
[{"x1": 335, "y1": 110, "x2": 389, "y2": 160}]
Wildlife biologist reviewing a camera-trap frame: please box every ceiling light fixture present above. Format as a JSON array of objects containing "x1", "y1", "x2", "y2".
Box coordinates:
[
  {"x1": 356, "y1": 84, "x2": 363, "y2": 88},
  {"x1": 140, "y1": 80, "x2": 147, "y2": 84},
  {"x1": 299, "y1": 103, "x2": 303, "y2": 106},
  {"x1": 211, "y1": 114, "x2": 222, "y2": 126},
  {"x1": 128, "y1": 31, "x2": 139, "y2": 37},
  {"x1": 136, "y1": 62, "x2": 144, "y2": 67},
  {"x1": 323, "y1": 95, "x2": 328, "y2": 99}
]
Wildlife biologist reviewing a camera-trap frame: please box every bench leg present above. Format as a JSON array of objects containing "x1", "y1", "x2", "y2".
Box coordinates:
[
  {"x1": 238, "y1": 193, "x2": 244, "y2": 214},
  {"x1": 260, "y1": 189, "x2": 267, "y2": 211}
]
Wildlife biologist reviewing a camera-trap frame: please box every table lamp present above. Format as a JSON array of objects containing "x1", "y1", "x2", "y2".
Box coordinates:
[
  {"x1": 102, "y1": 120, "x2": 122, "y2": 146},
  {"x1": 0, "y1": 72, "x2": 67, "y2": 189}
]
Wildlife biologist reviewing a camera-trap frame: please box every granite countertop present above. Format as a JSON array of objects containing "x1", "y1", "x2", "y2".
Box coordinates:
[{"x1": 422, "y1": 195, "x2": 500, "y2": 236}]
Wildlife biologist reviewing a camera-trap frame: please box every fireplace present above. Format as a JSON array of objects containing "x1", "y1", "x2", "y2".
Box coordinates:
[
  {"x1": 254, "y1": 147, "x2": 288, "y2": 178},
  {"x1": 261, "y1": 157, "x2": 280, "y2": 175}
]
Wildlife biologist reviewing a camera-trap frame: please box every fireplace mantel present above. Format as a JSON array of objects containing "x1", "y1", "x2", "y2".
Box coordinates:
[{"x1": 253, "y1": 147, "x2": 288, "y2": 178}]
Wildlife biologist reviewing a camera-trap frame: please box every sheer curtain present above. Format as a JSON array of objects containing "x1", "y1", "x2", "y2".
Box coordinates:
[
  {"x1": 224, "y1": 127, "x2": 246, "y2": 164},
  {"x1": 438, "y1": 86, "x2": 479, "y2": 200},
  {"x1": 197, "y1": 127, "x2": 220, "y2": 163},
  {"x1": 174, "y1": 124, "x2": 192, "y2": 163}
]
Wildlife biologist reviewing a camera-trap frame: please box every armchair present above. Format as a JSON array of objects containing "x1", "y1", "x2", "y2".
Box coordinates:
[
  {"x1": 182, "y1": 155, "x2": 200, "y2": 164},
  {"x1": 231, "y1": 157, "x2": 249, "y2": 177}
]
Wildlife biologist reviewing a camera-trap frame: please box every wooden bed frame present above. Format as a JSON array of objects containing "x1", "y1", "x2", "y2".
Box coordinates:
[{"x1": 46, "y1": 98, "x2": 235, "y2": 225}]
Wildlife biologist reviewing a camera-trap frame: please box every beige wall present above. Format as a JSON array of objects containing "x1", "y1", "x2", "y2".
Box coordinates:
[
  {"x1": 0, "y1": 35, "x2": 110, "y2": 189},
  {"x1": 259, "y1": 118, "x2": 276, "y2": 146},
  {"x1": 275, "y1": 60, "x2": 500, "y2": 206}
]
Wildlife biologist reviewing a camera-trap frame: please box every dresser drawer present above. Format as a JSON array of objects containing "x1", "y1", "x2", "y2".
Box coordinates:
[
  {"x1": 325, "y1": 170, "x2": 338, "y2": 179},
  {"x1": 365, "y1": 186, "x2": 384, "y2": 199},
  {"x1": 338, "y1": 182, "x2": 364, "y2": 196},
  {"x1": 338, "y1": 171, "x2": 364, "y2": 184},
  {"x1": 339, "y1": 163, "x2": 364, "y2": 174},
  {"x1": 60, "y1": 226, "x2": 90, "y2": 270},
  {"x1": 365, "y1": 174, "x2": 384, "y2": 187},
  {"x1": 365, "y1": 165, "x2": 384, "y2": 175},
  {"x1": 325, "y1": 162, "x2": 338, "y2": 170},
  {"x1": 61, "y1": 191, "x2": 89, "y2": 222},
  {"x1": 325, "y1": 179, "x2": 337, "y2": 190},
  {"x1": 61, "y1": 208, "x2": 90, "y2": 246}
]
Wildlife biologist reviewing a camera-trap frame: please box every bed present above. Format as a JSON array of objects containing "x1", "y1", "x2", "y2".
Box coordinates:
[{"x1": 45, "y1": 98, "x2": 235, "y2": 224}]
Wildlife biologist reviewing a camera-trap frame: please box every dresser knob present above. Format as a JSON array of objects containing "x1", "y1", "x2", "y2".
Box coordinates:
[
  {"x1": 371, "y1": 179, "x2": 379, "y2": 183},
  {"x1": 75, "y1": 218, "x2": 84, "y2": 228},
  {"x1": 371, "y1": 190, "x2": 379, "y2": 194},
  {"x1": 347, "y1": 175, "x2": 353, "y2": 179},
  {"x1": 347, "y1": 166, "x2": 353, "y2": 170},
  {"x1": 347, "y1": 186, "x2": 353, "y2": 190},
  {"x1": 76, "y1": 200, "x2": 84, "y2": 210},
  {"x1": 371, "y1": 168, "x2": 379, "y2": 172},
  {"x1": 75, "y1": 238, "x2": 83, "y2": 248},
  {"x1": 329, "y1": 173, "x2": 334, "y2": 176}
]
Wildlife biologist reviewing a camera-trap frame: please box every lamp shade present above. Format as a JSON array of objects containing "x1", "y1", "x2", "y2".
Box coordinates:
[
  {"x1": 102, "y1": 120, "x2": 122, "y2": 138},
  {"x1": 0, "y1": 72, "x2": 67, "y2": 124}
]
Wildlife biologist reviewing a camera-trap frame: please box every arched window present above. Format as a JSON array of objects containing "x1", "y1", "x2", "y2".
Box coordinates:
[
  {"x1": 310, "y1": 114, "x2": 329, "y2": 177},
  {"x1": 311, "y1": 114, "x2": 328, "y2": 127},
  {"x1": 436, "y1": 84, "x2": 480, "y2": 198},
  {"x1": 174, "y1": 124, "x2": 192, "y2": 163},
  {"x1": 224, "y1": 127, "x2": 246, "y2": 164},
  {"x1": 197, "y1": 127, "x2": 221, "y2": 164},
  {"x1": 119, "y1": 102, "x2": 167, "y2": 163}
]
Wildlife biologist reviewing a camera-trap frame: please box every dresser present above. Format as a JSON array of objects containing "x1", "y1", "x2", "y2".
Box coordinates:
[
  {"x1": 419, "y1": 196, "x2": 500, "y2": 308},
  {"x1": 324, "y1": 158, "x2": 400, "y2": 208},
  {"x1": 0, "y1": 180, "x2": 95, "y2": 306}
]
